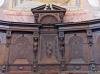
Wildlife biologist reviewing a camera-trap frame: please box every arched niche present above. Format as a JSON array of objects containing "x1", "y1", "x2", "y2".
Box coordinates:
[
  {"x1": 40, "y1": 15, "x2": 58, "y2": 24},
  {"x1": 9, "y1": 36, "x2": 34, "y2": 64},
  {"x1": 38, "y1": 14, "x2": 60, "y2": 24}
]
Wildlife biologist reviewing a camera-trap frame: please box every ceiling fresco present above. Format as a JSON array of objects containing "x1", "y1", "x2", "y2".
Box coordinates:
[
  {"x1": 0, "y1": 0, "x2": 84, "y2": 11},
  {"x1": 7, "y1": 0, "x2": 82, "y2": 11},
  {"x1": 0, "y1": 0, "x2": 100, "y2": 22}
]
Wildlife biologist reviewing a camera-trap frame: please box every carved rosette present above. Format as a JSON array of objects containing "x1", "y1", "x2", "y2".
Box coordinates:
[
  {"x1": 6, "y1": 30, "x2": 12, "y2": 47},
  {"x1": 87, "y1": 29, "x2": 93, "y2": 46}
]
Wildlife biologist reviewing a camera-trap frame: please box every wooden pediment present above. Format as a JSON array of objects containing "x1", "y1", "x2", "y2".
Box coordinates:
[{"x1": 31, "y1": 4, "x2": 66, "y2": 24}]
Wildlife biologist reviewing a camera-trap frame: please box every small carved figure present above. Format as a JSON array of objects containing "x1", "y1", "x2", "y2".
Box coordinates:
[{"x1": 46, "y1": 42, "x2": 53, "y2": 58}]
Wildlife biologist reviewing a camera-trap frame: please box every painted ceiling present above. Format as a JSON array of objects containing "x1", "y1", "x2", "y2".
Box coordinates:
[{"x1": 0, "y1": 0, "x2": 100, "y2": 23}]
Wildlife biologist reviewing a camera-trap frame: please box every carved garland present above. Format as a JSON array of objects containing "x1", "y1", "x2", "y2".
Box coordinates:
[
  {"x1": 33, "y1": 31, "x2": 39, "y2": 72},
  {"x1": 58, "y1": 31, "x2": 66, "y2": 71}
]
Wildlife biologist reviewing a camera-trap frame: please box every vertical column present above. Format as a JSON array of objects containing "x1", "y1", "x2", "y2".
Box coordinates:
[
  {"x1": 6, "y1": 30, "x2": 12, "y2": 74},
  {"x1": 76, "y1": 0, "x2": 80, "y2": 7},
  {"x1": 1, "y1": 30, "x2": 12, "y2": 74},
  {"x1": 9, "y1": 0, "x2": 13, "y2": 9},
  {"x1": 6, "y1": 30, "x2": 12, "y2": 48},
  {"x1": 33, "y1": 31, "x2": 39, "y2": 73},
  {"x1": 17, "y1": 0, "x2": 21, "y2": 5},
  {"x1": 87, "y1": 29, "x2": 96, "y2": 74},
  {"x1": 58, "y1": 31, "x2": 66, "y2": 71}
]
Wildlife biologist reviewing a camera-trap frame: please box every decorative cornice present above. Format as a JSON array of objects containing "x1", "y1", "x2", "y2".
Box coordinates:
[
  {"x1": 0, "y1": 19, "x2": 100, "y2": 25},
  {"x1": 0, "y1": 19, "x2": 100, "y2": 31}
]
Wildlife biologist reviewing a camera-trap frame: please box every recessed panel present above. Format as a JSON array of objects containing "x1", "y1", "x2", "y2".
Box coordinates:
[{"x1": 39, "y1": 34, "x2": 60, "y2": 64}]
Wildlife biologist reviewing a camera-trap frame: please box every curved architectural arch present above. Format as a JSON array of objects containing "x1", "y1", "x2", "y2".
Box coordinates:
[
  {"x1": 39, "y1": 15, "x2": 59, "y2": 24},
  {"x1": 9, "y1": 36, "x2": 33, "y2": 64}
]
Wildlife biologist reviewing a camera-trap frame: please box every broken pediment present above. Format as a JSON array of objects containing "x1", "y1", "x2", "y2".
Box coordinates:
[{"x1": 31, "y1": 4, "x2": 66, "y2": 24}]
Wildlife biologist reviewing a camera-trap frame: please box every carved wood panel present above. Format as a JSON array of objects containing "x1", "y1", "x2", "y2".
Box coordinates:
[
  {"x1": 38, "y1": 34, "x2": 60, "y2": 64},
  {"x1": 96, "y1": 34, "x2": 100, "y2": 63},
  {"x1": 68, "y1": 73, "x2": 88, "y2": 74},
  {"x1": 65, "y1": 32, "x2": 91, "y2": 64},
  {"x1": 0, "y1": 32, "x2": 7, "y2": 65},
  {"x1": 8, "y1": 33, "x2": 33, "y2": 74},
  {"x1": 9, "y1": 71, "x2": 32, "y2": 74},
  {"x1": 38, "y1": 13, "x2": 60, "y2": 24},
  {"x1": 62, "y1": 71, "x2": 88, "y2": 74},
  {"x1": 68, "y1": 34, "x2": 84, "y2": 62},
  {"x1": 9, "y1": 34, "x2": 33, "y2": 64},
  {"x1": 93, "y1": 31, "x2": 100, "y2": 64},
  {"x1": 40, "y1": 72, "x2": 58, "y2": 74},
  {"x1": 39, "y1": 65, "x2": 59, "y2": 74}
]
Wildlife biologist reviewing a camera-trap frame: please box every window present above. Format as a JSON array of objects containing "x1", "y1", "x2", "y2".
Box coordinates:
[
  {"x1": 88, "y1": 0, "x2": 100, "y2": 7},
  {"x1": 0, "y1": 0, "x2": 4, "y2": 7}
]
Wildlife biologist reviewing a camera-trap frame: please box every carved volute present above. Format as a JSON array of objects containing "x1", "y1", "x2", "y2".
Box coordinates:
[{"x1": 31, "y1": 4, "x2": 66, "y2": 24}]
